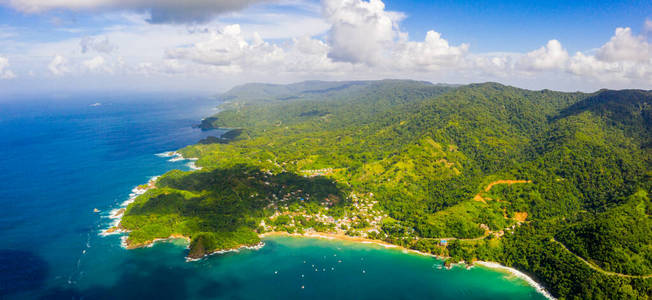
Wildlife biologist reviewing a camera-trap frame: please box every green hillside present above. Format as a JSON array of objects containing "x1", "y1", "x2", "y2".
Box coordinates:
[{"x1": 119, "y1": 80, "x2": 651, "y2": 299}]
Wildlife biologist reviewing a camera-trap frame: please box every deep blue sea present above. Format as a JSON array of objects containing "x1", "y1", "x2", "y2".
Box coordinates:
[{"x1": 0, "y1": 94, "x2": 547, "y2": 299}]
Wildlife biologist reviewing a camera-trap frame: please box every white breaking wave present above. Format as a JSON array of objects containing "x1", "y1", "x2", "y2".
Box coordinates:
[
  {"x1": 155, "y1": 151, "x2": 179, "y2": 158},
  {"x1": 187, "y1": 161, "x2": 202, "y2": 170},
  {"x1": 99, "y1": 151, "x2": 201, "y2": 239},
  {"x1": 157, "y1": 151, "x2": 201, "y2": 167},
  {"x1": 185, "y1": 242, "x2": 266, "y2": 262},
  {"x1": 475, "y1": 261, "x2": 556, "y2": 300}
]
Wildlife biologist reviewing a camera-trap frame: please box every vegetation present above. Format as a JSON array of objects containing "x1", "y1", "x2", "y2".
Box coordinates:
[{"x1": 120, "y1": 80, "x2": 651, "y2": 298}]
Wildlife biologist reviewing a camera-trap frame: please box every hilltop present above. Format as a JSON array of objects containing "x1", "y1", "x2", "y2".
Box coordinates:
[{"x1": 116, "y1": 80, "x2": 651, "y2": 299}]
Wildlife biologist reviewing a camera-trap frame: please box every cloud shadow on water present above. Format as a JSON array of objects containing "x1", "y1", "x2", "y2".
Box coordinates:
[
  {"x1": 0, "y1": 249, "x2": 49, "y2": 297},
  {"x1": 38, "y1": 254, "x2": 243, "y2": 300}
]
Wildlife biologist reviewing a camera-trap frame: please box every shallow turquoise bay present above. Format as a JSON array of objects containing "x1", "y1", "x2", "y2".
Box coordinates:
[{"x1": 68, "y1": 235, "x2": 547, "y2": 300}]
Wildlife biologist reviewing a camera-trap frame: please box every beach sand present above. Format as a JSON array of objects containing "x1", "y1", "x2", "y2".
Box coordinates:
[
  {"x1": 260, "y1": 231, "x2": 555, "y2": 300},
  {"x1": 101, "y1": 153, "x2": 554, "y2": 299}
]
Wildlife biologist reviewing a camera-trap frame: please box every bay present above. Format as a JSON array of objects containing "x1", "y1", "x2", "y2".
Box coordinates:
[{"x1": 0, "y1": 94, "x2": 547, "y2": 299}]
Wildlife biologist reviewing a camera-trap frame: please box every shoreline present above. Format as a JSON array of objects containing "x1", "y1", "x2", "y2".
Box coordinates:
[
  {"x1": 100, "y1": 151, "x2": 200, "y2": 237},
  {"x1": 113, "y1": 230, "x2": 554, "y2": 299},
  {"x1": 157, "y1": 151, "x2": 202, "y2": 170},
  {"x1": 260, "y1": 231, "x2": 555, "y2": 300},
  {"x1": 474, "y1": 261, "x2": 555, "y2": 300},
  {"x1": 122, "y1": 234, "x2": 191, "y2": 249},
  {"x1": 113, "y1": 229, "x2": 554, "y2": 299},
  {"x1": 185, "y1": 242, "x2": 266, "y2": 262},
  {"x1": 117, "y1": 231, "x2": 265, "y2": 261},
  {"x1": 105, "y1": 212, "x2": 555, "y2": 300},
  {"x1": 101, "y1": 151, "x2": 554, "y2": 300},
  {"x1": 260, "y1": 231, "x2": 402, "y2": 250}
]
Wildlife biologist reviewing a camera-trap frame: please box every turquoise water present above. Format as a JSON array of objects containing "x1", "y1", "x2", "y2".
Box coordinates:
[
  {"x1": 0, "y1": 95, "x2": 547, "y2": 299},
  {"x1": 64, "y1": 236, "x2": 546, "y2": 299}
]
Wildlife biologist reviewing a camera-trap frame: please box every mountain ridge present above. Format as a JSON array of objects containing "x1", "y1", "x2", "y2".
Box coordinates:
[{"x1": 118, "y1": 80, "x2": 650, "y2": 299}]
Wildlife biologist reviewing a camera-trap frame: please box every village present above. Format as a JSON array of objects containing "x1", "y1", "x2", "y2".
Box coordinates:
[{"x1": 259, "y1": 189, "x2": 395, "y2": 239}]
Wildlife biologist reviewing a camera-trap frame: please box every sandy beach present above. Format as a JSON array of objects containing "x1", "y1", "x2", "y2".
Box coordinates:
[
  {"x1": 100, "y1": 151, "x2": 555, "y2": 300},
  {"x1": 475, "y1": 261, "x2": 555, "y2": 300},
  {"x1": 260, "y1": 231, "x2": 402, "y2": 250},
  {"x1": 260, "y1": 231, "x2": 555, "y2": 300}
]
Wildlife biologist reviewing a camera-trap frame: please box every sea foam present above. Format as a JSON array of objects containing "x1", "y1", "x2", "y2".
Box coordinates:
[
  {"x1": 185, "y1": 242, "x2": 266, "y2": 262},
  {"x1": 475, "y1": 261, "x2": 555, "y2": 300},
  {"x1": 99, "y1": 151, "x2": 200, "y2": 238}
]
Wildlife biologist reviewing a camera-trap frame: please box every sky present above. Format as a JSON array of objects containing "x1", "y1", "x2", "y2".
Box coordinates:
[{"x1": 0, "y1": 0, "x2": 650, "y2": 95}]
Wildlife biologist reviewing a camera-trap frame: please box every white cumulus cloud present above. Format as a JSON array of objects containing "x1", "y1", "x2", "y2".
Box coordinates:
[
  {"x1": 323, "y1": 0, "x2": 402, "y2": 65},
  {"x1": 322, "y1": 0, "x2": 469, "y2": 70},
  {"x1": 394, "y1": 30, "x2": 469, "y2": 71},
  {"x1": 568, "y1": 27, "x2": 652, "y2": 83},
  {"x1": 517, "y1": 40, "x2": 569, "y2": 71},
  {"x1": 80, "y1": 36, "x2": 117, "y2": 54},
  {"x1": 471, "y1": 26, "x2": 652, "y2": 86},
  {"x1": 82, "y1": 56, "x2": 107, "y2": 71},
  {"x1": 0, "y1": 56, "x2": 16, "y2": 79},
  {"x1": 596, "y1": 27, "x2": 650, "y2": 62},
  {"x1": 166, "y1": 24, "x2": 284, "y2": 68},
  {"x1": 568, "y1": 52, "x2": 621, "y2": 79},
  {"x1": 165, "y1": 24, "x2": 350, "y2": 75},
  {"x1": 2, "y1": 0, "x2": 650, "y2": 92},
  {"x1": 48, "y1": 55, "x2": 69, "y2": 76}
]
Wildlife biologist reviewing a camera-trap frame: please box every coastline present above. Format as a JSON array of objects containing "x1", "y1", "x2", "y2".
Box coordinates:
[
  {"x1": 474, "y1": 261, "x2": 555, "y2": 300},
  {"x1": 100, "y1": 151, "x2": 201, "y2": 237},
  {"x1": 157, "y1": 151, "x2": 202, "y2": 171},
  {"x1": 101, "y1": 151, "x2": 554, "y2": 300},
  {"x1": 106, "y1": 224, "x2": 555, "y2": 299},
  {"x1": 260, "y1": 231, "x2": 402, "y2": 250},
  {"x1": 185, "y1": 242, "x2": 266, "y2": 262},
  {"x1": 123, "y1": 234, "x2": 191, "y2": 249},
  {"x1": 259, "y1": 231, "x2": 555, "y2": 300}
]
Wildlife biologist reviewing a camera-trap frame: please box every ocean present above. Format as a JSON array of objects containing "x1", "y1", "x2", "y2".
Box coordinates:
[{"x1": 0, "y1": 94, "x2": 547, "y2": 299}]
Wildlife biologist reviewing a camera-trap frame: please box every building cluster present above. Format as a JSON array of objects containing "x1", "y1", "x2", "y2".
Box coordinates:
[
  {"x1": 261, "y1": 191, "x2": 389, "y2": 239},
  {"x1": 300, "y1": 168, "x2": 334, "y2": 177}
]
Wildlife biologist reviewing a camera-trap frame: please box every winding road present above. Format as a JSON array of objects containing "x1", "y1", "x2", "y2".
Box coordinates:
[{"x1": 551, "y1": 238, "x2": 652, "y2": 279}]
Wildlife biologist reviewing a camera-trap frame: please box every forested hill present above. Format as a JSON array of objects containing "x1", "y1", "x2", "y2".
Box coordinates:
[
  {"x1": 198, "y1": 80, "x2": 455, "y2": 130},
  {"x1": 123, "y1": 80, "x2": 651, "y2": 299},
  {"x1": 219, "y1": 79, "x2": 453, "y2": 104}
]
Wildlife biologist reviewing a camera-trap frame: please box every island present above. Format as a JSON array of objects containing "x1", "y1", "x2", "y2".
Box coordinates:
[{"x1": 109, "y1": 80, "x2": 651, "y2": 299}]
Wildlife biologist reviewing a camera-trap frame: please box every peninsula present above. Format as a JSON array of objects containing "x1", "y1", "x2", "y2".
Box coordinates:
[{"x1": 111, "y1": 80, "x2": 651, "y2": 299}]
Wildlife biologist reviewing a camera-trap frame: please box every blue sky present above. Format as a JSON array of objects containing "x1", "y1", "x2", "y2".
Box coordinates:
[
  {"x1": 0, "y1": 0, "x2": 650, "y2": 94},
  {"x1": 386, "y1": 0, "x2": 652, "y2": 52}
]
